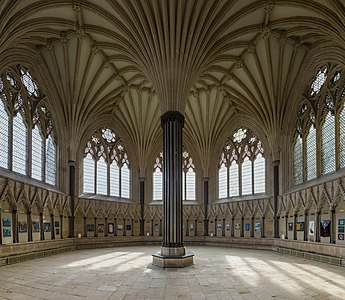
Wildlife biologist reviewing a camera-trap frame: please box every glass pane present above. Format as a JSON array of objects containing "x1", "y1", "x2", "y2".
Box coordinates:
[
  {"x1": 293, "y1": 136, "x2": 303, "y2": 185},
  {"x1": 45, "y1": 136, "x2": 56, "y2": 185},
  {"x1": 340, "y1": 106, "x2": 345, "y2": 168},
  {"x1": 229, "y1": 161, "x2": 239, "y2": 197},
  {"x1": 182, "y1": 170, "x2": 185, "y2": 201},
  {"x1": 153, "y1": 168, "x2": 163, "y2": 200},
  {"x1": 186, "y1": 168, "x2": 196, "y2": 200},
  {"x1": 83, "y1": 153, "x2": 95, "y2": 193},
  {"x1": 12, "y1": 113, "x2": 27, "y2": 175},
  {"x1": 31, "y1": 126, "x2": 43, "y2": 180},
  {"x1": 321, "y1": 111, "x2": 335, "y2": 174},
  {"x1": 110, "y1": 162, "x2": 120, "y2": 197},
  {"x1": 241, "y1": 157, "x2": 252, "y2": 195},
  {"x1": 218, "y1": 164, "x2": 227, "y2": 199},
  {"x1": 96, "y1": 157, "x2": 107, "y2": 195},
  {"x1": 0, "y1": 100, "x2": 8, "y2": 169},
  {"x1": 121, "y1": 164, "x2": 130, "y2": 198},
  {"x1": 254, "y1": 154, "x2": 265, "y2": 193},
  {"x1": 306, "y1": 127, "x2": 317, "y2": 180}
]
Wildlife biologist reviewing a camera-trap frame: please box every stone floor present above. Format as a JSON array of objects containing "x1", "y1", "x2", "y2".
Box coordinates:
[{"x1": 0, "y1": 245, "x2": 344, "y2": 299}]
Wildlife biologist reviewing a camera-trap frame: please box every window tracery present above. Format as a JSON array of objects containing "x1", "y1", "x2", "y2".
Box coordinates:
[
  {"x1": 293, "y1": 63, "x2": 345, "y2": 185},
  {"x1": 0, "y1": 66, "x2": 56, "y2": 185},
  {"x1": 218, "y1": 127, "x2": 265, "y2": 199},
  {"x1": 83, "y1": 128, "x2": 130, "y2": 199}
]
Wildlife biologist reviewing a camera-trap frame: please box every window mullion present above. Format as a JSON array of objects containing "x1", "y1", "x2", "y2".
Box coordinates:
[
  {"x1": 94, "y1": 159, "x2": 97, "y2": 194},
  {"x1": 107, "y1": 163, "x2": 110, "y2": 196}
]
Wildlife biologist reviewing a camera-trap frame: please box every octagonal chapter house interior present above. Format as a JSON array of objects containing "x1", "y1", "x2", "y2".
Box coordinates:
[{"x1": 1, "y1": 0, "x2": 345, "y2": 296}]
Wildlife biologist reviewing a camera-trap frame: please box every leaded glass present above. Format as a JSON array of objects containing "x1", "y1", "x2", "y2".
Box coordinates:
[
  {"x1": 340, "y1": 106, "x2": 345, "y2": 168},
  {"x1": 293, "y1": 136, "x2": 303, "y2": 184},
  {"x1": 96, "y1": 157, "x2": 108, "y2": 195},
  {"x1": 241, "y1": 157, "x2": 252, "y2": 195},
  {"x1": 321, "y1": 111, "x2": 336, "y2": 174},
  {"x1": 306, "y1": 127, "x2": 317, "y2": 180},
  {"x1": 45, "y1": 135, "x2": 56, "y2": 185},
  {"x1": 218, "y1": 164, "x2": 227, "y2": 198},
  {"x1": 233, "y1": 128, "x2": 247, "y2": 143},
  {"x1": 83, "y1": 154, "x2": 95, "y2": 193},
  {"x1": 229, "y1": 161, "x2": 239, "y2": 197},
  {"x1": 153, "y1": 168, "x2": 163, "y2": 200},
  {"x1": 31, "y1": 126, "x2": 43, "y2": 180},
  {"x1": 0, "y1": 100, "x2": 8, "y2": 169},
  {"x1": 185, "y1": 168, "x2": 196, "y2": 200},
  {"x1": 20, "y1": 68, "x2": 38, "y2": 97},
  {"x1": 254, "y1": 154, "x2": 265, "y2": 193},
  {"x1": 110, "y1": 162, "x2": 120, "y2": 197},
  {"x1": 12, "y1": 113, "x2": 27, "y2": 175},
  {"x1": 121, "y1": 164, "x2": 130, "y2": 198},
  {"x1": 310, "y1": 67, "x2": 327, "y2": 96}
]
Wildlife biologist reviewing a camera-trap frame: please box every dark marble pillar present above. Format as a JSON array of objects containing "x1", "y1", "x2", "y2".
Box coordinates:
[
  {"x1": 68, "y1": 161, "x2": 75, "y2": 238},
  {"x1": 161, "y1": 111, "x2": 185, "y2": 256},
  {"x1": 222, "y1": 219, "x2": 225, "y2": 237},
  {"x1": 240, "y1": 217, "x2": 244, "y2": 237},
  {"x1": 231, "y1": 217, "x2": 235, "y2": 237},
  {"x1": 60, "y1": 215, "x2": 63, "y2": 239},
  {"x1": 203, "y1": 178, "x2": 209, "y2": 236},
  {"x1": 105, "y1": 217, "x2": 108, "y2": 237},
  {"x1": 273, "y1": 160, "x2": 280, "y2": 238},
  {"x1": 293, "y1": 214, "x2": 297, "y2": 240},
  {"x1": 261, "y1": 216, "x2": 265, "y2": 238},
  {"x1": 139, "y1": 178, "x2": 145, "y2": 236},
  {"x1": 315, "y1": 211, "x2": 320, "y2": 242},
  {"x1": 304, "y1": 212, "x2": 308, "y2": 241},
  {"x1": 27, "y1": 211, "x2": 32, "y2": 242},
  {"x1": 330, "y1": 209, "x2": 336, "y2": 244},
  {"x1": 285, "y1": 214, "x2": 288, "y2": 239},
  {"x1": 250, "y1": 217, "x2": 254, "y2": 238},
  {"x1": 94, "y1": 217, "x2": 98, "y2": 237}
]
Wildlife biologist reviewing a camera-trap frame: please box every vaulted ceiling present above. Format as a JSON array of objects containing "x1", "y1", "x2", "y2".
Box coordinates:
[{"x1": 1, "y1": 0, "x2": 345, "y2": 174}]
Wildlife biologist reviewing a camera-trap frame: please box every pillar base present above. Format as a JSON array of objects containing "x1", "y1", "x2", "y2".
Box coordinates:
[{"x1": 152, "y1": 247, "x2": 194, "y2": 268}]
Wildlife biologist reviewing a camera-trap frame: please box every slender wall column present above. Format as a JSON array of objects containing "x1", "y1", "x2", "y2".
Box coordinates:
[
  {"x1": 105, "y1": 217, "x2": 108, "y2": 237},
  {"x1": 330, "y1": 209, "x2": 336, "y2": 244},
  {"x1": 39, "y1": 212, "x2": 44, "y2": 241},
  {"x1": 94, "y1": 217, "x2": 98, "y2": 237},
  {"x1": 250, "y1": 217, "x2": 254, "y2": 238},
  {"x1": 114, "y1": 218, "x2": 117, "y2": 236},
  {"x1": 123, "y1": 218, "x2": 126, "y2": 236},
  {"x1": 273, "y1": 160, "x2": 280, "y2": 238},
  {"x1": 27, "y1": 211, "x2": 32, "y2": 242},
  {"x1": 68, "y1": 161, "x2": 75, "y2": 238},
  {"x1": 222, "y1": 219, "x2": 225, "y2": 237},
  {"x1": 315, "y1": 211, "x2": 320, "y2": 242},
  {"x1": 293, "y1": 213, "x2": 297, "y2": 240},
  {"x1": 161, "y1": 111, "x2": 185, "y2": 255},
  {"x1": 186, "y1": 219, "x2": 189, "y2": 236},
  {"x1": 203, "y1": 178, "x2": 209, "y2": 236},
  {"x1": 151, "y1": 219, "x2": 153, "y2": 236},
  {"x1": 261, "y1": 216, "x2": 265, "y2": 238},
  {"x1": 285, "y1": 214, "x2": 288, "y2": 239},
  {"x1": 304, "y1": 211, "x2": 308, "y2": 241},
  {"x1": 131, "y1": 219, "x2": 134, "y2": 236},
  {"x1": 240, "y1": 217, "x2": 244, "y2": 237},
  {"x1": 139, "y1": 178, "x2": 145, "y2": 236},
  {"x1": 194, "y1": 219, "x2": 197, "y2": 236},
  {"x1": 0, "y1": 209, "x2": 2, "y2": 245},
  {"x1": 231, "y1": 217, "x2": 235, "y2": 237},
  {"x1": 12, "y1": 209, "x2": 18, "y2": 243},
  {"x1": 60, "y1": 215, "x2": 63, "y2": 239},
  {"x1": 51, "y1": 214, "x2": 55, "y2": 240},
  {"x1": 159, "y1": 219, "x2": 162, "y2": 236},
  {"x1": 83, "y1": 216, "x2": 87, "y2": 237}
]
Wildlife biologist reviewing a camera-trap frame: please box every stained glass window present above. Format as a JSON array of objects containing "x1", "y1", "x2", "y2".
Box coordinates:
[
  {"x1": 321, "y1": 111, "x2": 335, "y2": 175},
  {"x1": 12, "y1": 113, "x2": 27, "y2": 175},
  {"x1": 340, "y1": 106, "x2": 345, "y2": 168},
  {"x1": 153, "y1": 168, "x2": 163, "y2": 200},
  {"x1": 45, "y1": 135, "x2": 56, "y2": 185},
  {"x1": 121, "y1": 164, "x2": 130, "y2": 198},
  {"x1": 0, "y1": 99, "x2": 8, "y2": 169},
  {"x1": 83, "y1": 153, "x2": 95, "y2": 193},
  {"x1": 310, "y1": 67, "x2": 327, "y2": 96},
  {"x1": 31, "y1": 126, "x2": 43, "y2": 180},
  {"x1": 182, "y1": 151, "x2": 196, "y2": 201},
  {"x1": 293, "y1": 136, "x2": 303, "y2": 185},
  {"x1": 306, "y1": 127, "x2": 316, "y2": 180}
]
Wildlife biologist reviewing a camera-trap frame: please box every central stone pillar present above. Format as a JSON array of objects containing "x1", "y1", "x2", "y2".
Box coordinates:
[{"x1": 152, "y1": 111, "x2": 194, "y2": 268}]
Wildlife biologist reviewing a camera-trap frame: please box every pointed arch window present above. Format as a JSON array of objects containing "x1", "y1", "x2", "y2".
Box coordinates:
[
  {"x1": 82, "y1": 128, "x2": 131, "y2": 199},
  {"x1": 218, "y1": 127, "x2": 265, "y2": 199},
  {"x1": 0, "y1": 67, "x2": 57, "y2": 185},
  {"x1": 0, "y1": 95, "x2": 8, "y2": 169},
  {"x1": 293, "y1": 65, "x2": 345, "y2": 185},
  {"x1": 153, "y1": 153, "x2": 163, "y2": 201}
]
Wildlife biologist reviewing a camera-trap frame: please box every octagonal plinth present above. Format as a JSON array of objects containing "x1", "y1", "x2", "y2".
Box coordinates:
[{"x1": 152, "y1": 249, "x2": 194, "y2": 268}]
